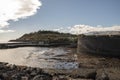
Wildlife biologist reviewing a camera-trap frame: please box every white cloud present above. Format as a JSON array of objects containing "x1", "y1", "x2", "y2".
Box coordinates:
[
  {"x1": 0, "y1": 0, "x2": 42, "y2": 28},
  {"x1": 70, "y1": 24, "x2": 120, "y2": 34},
  {"x1": 53, "y1": 28, "x2": 61, "y2": 32},
  {"x1": 53, "y1": 27, "x2": 71, "y2": 33},
  {"x1": 0, "y1": 30, "x2": 15, "y2": 33},
  {"x1": 53, "y1": 27, "x2": 63, "y2": 32}
]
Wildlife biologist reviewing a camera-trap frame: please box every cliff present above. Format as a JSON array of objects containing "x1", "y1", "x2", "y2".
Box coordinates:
[{"x1": 77, "y1": 31, "x2": 120, "y2": 57}]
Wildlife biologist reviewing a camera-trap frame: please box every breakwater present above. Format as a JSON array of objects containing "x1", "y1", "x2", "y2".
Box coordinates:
[
  {"x1": 77, "y1": 34, "x2": 120, "y2": 56},
  {"x1": 0, "y1": 42, "x2": 72, "y2": 49}
]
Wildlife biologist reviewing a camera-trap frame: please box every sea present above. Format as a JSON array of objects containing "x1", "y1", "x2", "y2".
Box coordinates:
[{"x1": 0, "y1": 47, "x2": 78, "y2": 69}]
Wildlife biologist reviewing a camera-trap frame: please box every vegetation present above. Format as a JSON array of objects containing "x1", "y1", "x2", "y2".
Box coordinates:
[{"x1": 13, "y1": 30, "x2": 77, "y2": 44}]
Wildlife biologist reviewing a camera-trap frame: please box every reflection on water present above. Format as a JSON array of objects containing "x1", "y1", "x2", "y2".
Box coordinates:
[{"x1": 0, "y1": 47, "x2": 78, "y2": 69}]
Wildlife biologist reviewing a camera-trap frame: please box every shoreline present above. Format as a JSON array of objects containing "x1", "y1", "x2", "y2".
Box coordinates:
[
  {"x1": 0, "y1": 42, "x2": 76, "y2": 49},
  {"x1": 0, "y1": 57, "x2": 120, "y2": 80},
  {"x1": 0, "y1": 61, "x2": 103, "y2": 80},
  {"x1": 0, "y1": 48, "x2": 120, "y2": 80}
]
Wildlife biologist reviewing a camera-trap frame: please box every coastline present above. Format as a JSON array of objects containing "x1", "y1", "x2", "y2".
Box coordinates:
[
  {"x1": 0, "y1": 47, "x2": 120, "y2": 80},
  {"x1": 0, "y1": 42, "x2": 76, "y2": 49}
]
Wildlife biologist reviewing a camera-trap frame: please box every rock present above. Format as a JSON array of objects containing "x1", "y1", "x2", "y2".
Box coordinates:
[
  {"x1": 0, "y1": 62, "x2": 8, "y2": 65},
  {"x1": 25, "y1": 67, "x2": 33, "y2": 74},
  {"x1": 32, "y1": 74, "x2": 52, "y2": 80},
  {"x1": 21, "y1": 76, "x2": 29, "y2": 80},
  {"x1": 0, "y1": 74, "x2": 4, "y2": 80},
  {"x1": 0, "y1": 63, "x2": 6, "y2": 69},
  {"x1": 36, "y1": 68, "x2": 43, "y2": 74},
  {"x1": 9, "y1": 64, "x2": 17, "y2": 70},
  {"x1": 69, "y1": 74, "x2": 82, "y2": 79},
  {"x1": 85, "y1": 70, "x2": 97, "y2": 79},
  {"x1": 69, "y1": 79, "x2": 94, "y2": 80},
  {"x1": 101, "y1": 73, "x2": 109, "y2": 80},
  {"x1": 11, "y1": 73, "x2": 21, "y2": 80},
  {"x1": 96, "y1": 72, "x2": 109, "y2": 80},
  {"x1": 69, "y1": 69, "x2": 97, "y2": 79},
  {"x1": 19, "y1": 66, "x2": 27, "y2": 71},
  {"x1": 30, "y1": 71, "x2": 37, "y2": 76},
  {"x1": 2, "y1": 73, "x2": 9, "y2": 79},
  {"x1": 53, "y1": 75, "x2": 68, "y2": 80}
]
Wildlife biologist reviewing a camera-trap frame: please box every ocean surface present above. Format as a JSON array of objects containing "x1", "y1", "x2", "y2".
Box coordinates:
[{"x1": 0, "y1": 47, "x2": 78, "y2": 69}]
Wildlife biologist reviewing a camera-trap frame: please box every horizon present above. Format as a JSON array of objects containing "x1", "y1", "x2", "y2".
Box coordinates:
[{"x1": 0, "y1": 0, "x2": 120, "y2": 42}]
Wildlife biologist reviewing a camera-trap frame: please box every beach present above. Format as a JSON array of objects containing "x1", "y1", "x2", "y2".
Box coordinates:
[{"x1": 0, "y1": 47, "x2": 120, "y2": 80}]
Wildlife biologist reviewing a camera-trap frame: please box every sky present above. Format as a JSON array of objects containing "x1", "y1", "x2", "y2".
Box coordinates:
[{"x1": 0, "y1": 0, "x2": 120, "y2": 42}]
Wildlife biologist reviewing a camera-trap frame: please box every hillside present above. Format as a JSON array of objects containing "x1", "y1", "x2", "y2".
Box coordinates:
[{"x1": 10, "y1": 30, "x2": 77, "y2": 45}]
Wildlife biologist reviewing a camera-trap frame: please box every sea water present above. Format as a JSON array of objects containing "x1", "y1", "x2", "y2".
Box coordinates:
[{"x1": 0, "y1": 47, "x2": 78, "y2": 69}]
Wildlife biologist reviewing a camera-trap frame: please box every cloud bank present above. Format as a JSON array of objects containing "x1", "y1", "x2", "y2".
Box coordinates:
[
  {"x1": 0, "y1": 0, "x2": 42, "y2": 33},
  {"x1": 0, "y1": 30, "x2": 15, "y2": 33},
  {"x1": 70, "y1": 25, "x2": 120, "y2": 34},
  {"x1": 53, "y1": 25, "x2": 120, "y2": 34}
]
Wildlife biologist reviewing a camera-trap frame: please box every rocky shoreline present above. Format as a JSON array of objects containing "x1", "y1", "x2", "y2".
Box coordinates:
[
  {"x1": 0, "y1": 62, "x2": 96, "y2": 80},
  {"x1": 0, "y1": 62, "x2": 97, "y2": 80},
  {"x1": 0, "y1": 48, "x2": 120, "y2": 80},
  {"x1": 0, "y1": 62, "x2": 53, "y2": 80},
  {"x1": 0, "y1": 60, "x2": 119, "y2": 80}
]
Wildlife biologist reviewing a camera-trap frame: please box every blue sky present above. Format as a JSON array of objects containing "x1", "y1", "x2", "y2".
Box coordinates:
[{"x1": 0, "y1": 0, "x2": 120, "y2": 41}]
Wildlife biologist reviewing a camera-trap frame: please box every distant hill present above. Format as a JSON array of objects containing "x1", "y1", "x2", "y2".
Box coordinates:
[{"x1": 10, "y1": 30, "x2": 77, "y2": 45}]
